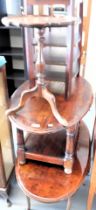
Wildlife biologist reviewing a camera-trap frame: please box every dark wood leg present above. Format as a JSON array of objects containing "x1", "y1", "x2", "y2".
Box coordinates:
[
  {"x1": 17, "y1": 128, "x2": 26, "y2": 165},
  {"x1": 65, "y1": 76, "x2": 71, "y2": 99},
  {"x1": 64, "y1": 126, "x2": 75, "y2": 174},
  {"x1": 26, "y1": 196, "x2": 31, "y2": 210}
]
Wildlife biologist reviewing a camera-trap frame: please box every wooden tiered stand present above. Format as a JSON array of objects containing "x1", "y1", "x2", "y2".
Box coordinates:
[{"x1": 2, "y1": 0, "x2": 93, "y2": 209}]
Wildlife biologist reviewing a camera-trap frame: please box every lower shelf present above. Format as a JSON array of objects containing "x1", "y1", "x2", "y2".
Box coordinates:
[
  {"x1": 15, "y1": 121, "x2": 90, "y2": 203},
  {"x1": 24, "y1": 121, "x2": 89, "y2": 166},
  {"x1": 25, "y1": 129, "x2": 66, "y2": 166}
]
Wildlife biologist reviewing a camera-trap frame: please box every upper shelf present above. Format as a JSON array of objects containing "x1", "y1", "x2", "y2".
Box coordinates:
[
  {"x1": 2, "y1": 15, "x2": 78, "y2": 28},
  {"x1": 9, "y1": 77, "x2": 93, "y2": 134}
]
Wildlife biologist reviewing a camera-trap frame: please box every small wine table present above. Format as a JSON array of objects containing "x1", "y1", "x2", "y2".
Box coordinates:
[{"x1": 2, "y1": 13, "x2": 93, "y2": 174}]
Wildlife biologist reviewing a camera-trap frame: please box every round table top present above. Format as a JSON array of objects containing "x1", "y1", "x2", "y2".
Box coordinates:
[
  {"x1": 15, "y1": 121, "x2": 89, "y2": 202},
  {"x1": 2, "y1": 15, "x2": 77, "y2": 28},
  {"x1": 9, "y1": 77, "x2": 93, "y2": 134}
]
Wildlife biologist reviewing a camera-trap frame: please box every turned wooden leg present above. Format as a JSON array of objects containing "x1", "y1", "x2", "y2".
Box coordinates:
[
  {"x1": 64, "y1": 126, "x2": 75, "y2": 174},
  {"x1": 26, "y1": 196, "x2": 31, "y2": 210},
  {"x1": 87, "y1": 152, "x2": 96, "y2": 210},
  {"x1": 17, "y1": 128, "x2": 26, "y2": 165}
]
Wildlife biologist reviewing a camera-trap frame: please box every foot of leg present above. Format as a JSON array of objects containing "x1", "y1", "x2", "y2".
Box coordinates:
[
  {"x1": 66, "y1": 197, "x2": 71, "y2": 210},
  {"x1": 6, "y1": 198, "x2": 12, "y2": 207},
  {"x1": 64, "y1": 153, "x2": 73, "y2": 174},
  {"x1": 26, "y1": 196, "x2": 31, "y2": 210}
]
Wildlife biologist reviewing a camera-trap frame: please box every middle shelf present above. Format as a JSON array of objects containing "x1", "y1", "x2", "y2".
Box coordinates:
[{"x1": 9, "y1": 76, "x2": 92, "y2": 134}]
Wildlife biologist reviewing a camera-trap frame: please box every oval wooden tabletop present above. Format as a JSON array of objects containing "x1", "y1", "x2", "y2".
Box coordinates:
[
  {"x1": 15, "y1": 121, "x2": 90, "y2": 202},
  {"x1": 2, "y1": 15, "x2": 77, "y2": 28},
  {"x1": 9, "y1": 77, "x2": 93, "y2": 134}
]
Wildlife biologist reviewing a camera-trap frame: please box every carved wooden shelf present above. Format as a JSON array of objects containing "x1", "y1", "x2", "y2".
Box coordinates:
[{"x1": 9, "y1": 77, "x2": 92, "y2": 134}]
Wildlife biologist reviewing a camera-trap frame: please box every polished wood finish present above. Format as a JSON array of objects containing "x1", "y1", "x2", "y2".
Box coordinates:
[
  {"x1": 8, "y1": 76, "x2": 92, "y2": 173},
  {"x1": 64, "y1": 125, "x2": 77, "y2": 174},
  {"x1": 9, "y1": 77, "x2": 92, "y2": 133},
  {"x1": 2, "y1": 0, "x2": 82, "y2": 100},
  {"x1": 24, "y1": 130, "x2": 66, "y2": 165},
  {"x1": 16, "y1": 122, "x2": 79, "y2": 174},
  {"x1": 15, "y1": 121, "x2": 90, "y2": 204},
  {"x1": 1, "y1": 1, "x2": 93, "y2": 174},
  {"x1": 21, "y1": 0, "x2": 79, "y2": 99},
  {"x1": 16, "y1": 124, "x2": 78, "y2": 171},
  {"x1": 2, "y1": 1, "x2": 80, "y2": 123},
  {"x1": 17, "y1": 129, "x2": 26, "y2": 165}
]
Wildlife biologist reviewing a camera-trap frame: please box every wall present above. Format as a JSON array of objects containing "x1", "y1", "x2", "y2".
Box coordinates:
[
  {"x1": 83, "y1": 0, "x2": 96, "y2": 137},
  {"x1": 5, "y1": 0, "x2": 21, "y2": 15},
  {"x1": 85, "y1": 0, "x2": 96, "y2": 93}
]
